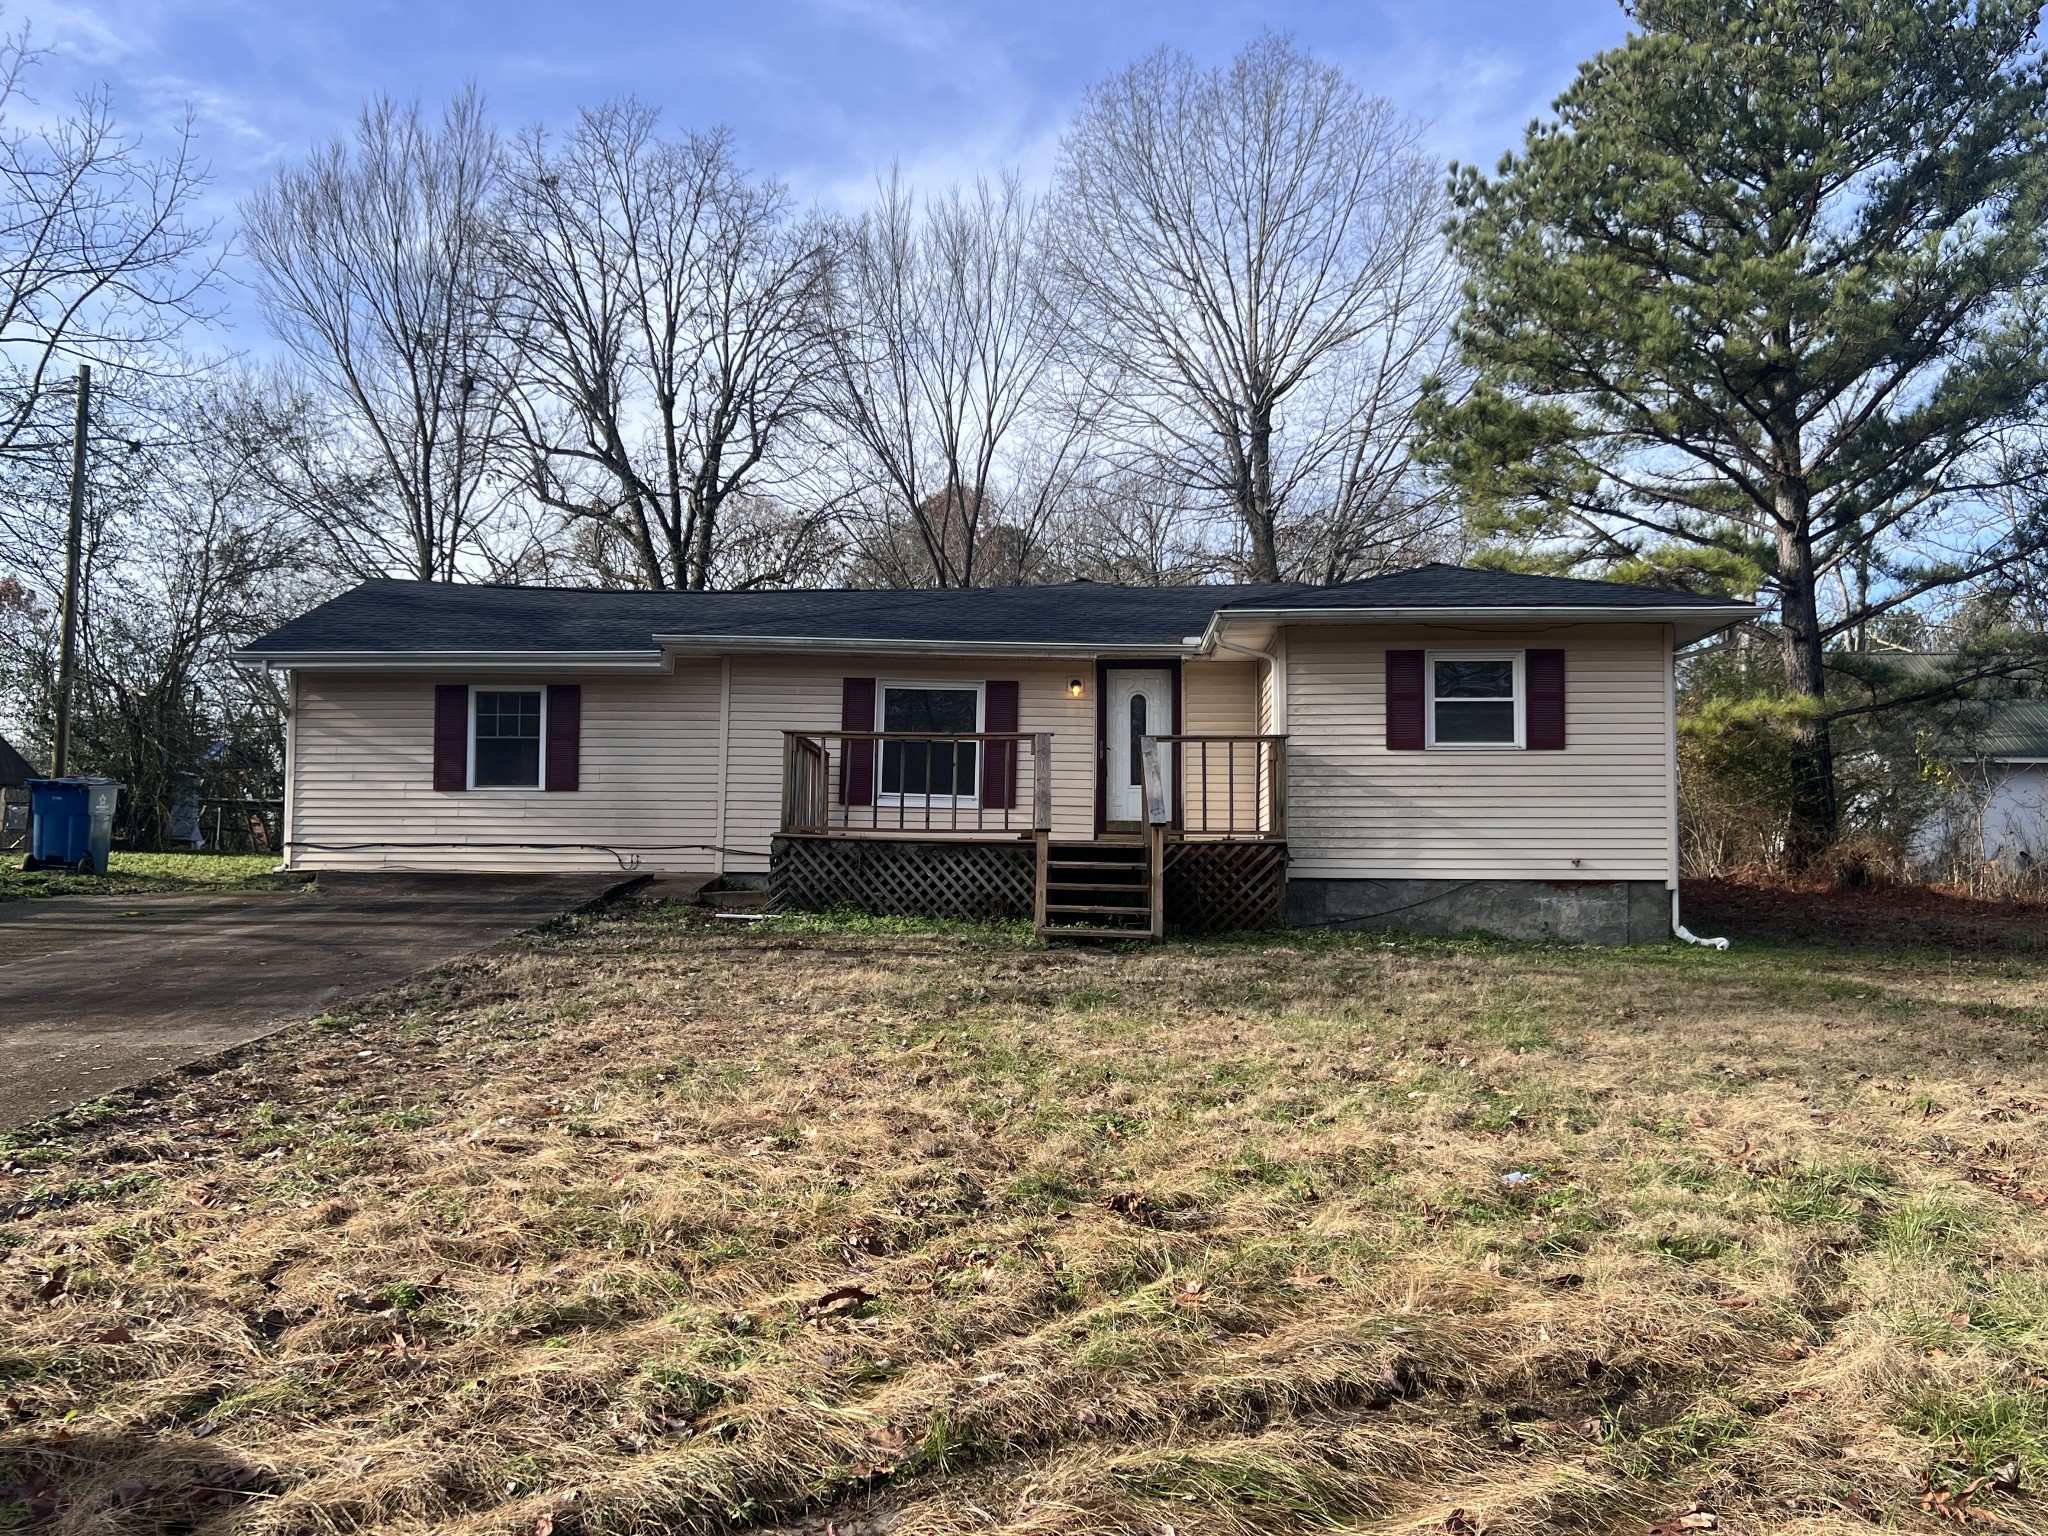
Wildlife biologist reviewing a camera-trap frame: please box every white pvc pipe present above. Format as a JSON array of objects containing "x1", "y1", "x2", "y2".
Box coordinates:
[{"x1": 1672, "y1": 888, "x2": 1730, "y2": 950}]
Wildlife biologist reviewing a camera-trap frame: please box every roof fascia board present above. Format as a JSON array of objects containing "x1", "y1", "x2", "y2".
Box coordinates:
[
  {"x1": 652, "y1": 634, "x2": 1196, "y2": 658},
  {"x1": 1201, "y1": 604, "x2": 1764, "y2": 650},
  {"x1": 232, "y1": 650, "x2": 669, "y2": 672}
]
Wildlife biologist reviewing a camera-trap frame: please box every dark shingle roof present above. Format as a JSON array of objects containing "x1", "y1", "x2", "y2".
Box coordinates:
[
  {"x1": 1827, "y1": 654, "x2": 2048, "y2": 761},
  {"x1": 240, "y1": 565, "x2": 1751, "y2": 658},
  {"x1": 1228, "y1": 564, "x2": 1743, "y2": 612},
  {"x1": 1981, "y1": 702, "x2": 2048, "y2": 760}
]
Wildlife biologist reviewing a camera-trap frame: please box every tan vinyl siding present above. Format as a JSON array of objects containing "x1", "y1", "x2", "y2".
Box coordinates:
[
  {"x1": 1183, "y1": 659, "x2": 1258, "y2": 735},
  {"x1": 1282, "y1": 624, "x2": 1675, "y2": 882},
  {"x1": 1181, "y1": 659, "x2": 1265, "y2": 834},
  {"x1": 719, "y1": 656, "x2": 1101, "y2": 868},
  {"x1": 291, "y1": 660, "x2": 1118, "y2": 874},
  {"x1": 291, "y1": 669, "x2": 723, "y2": 872}
]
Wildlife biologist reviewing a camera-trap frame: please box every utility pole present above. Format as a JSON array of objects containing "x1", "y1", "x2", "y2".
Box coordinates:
[{"x1": 51, "y1": 363, "x2": 90, "y2": 777}]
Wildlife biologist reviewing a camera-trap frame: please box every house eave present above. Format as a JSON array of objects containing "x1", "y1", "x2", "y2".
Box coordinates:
[
  {"x1": 1200, "y1": 604, "x2": 1764, "y2": 650},
  {"x1": 651, "y1": 634, "x2": 1199, "y2": 659},
  {"x1": 231, "y1": 649, "x2": 670, "y2": 673}
]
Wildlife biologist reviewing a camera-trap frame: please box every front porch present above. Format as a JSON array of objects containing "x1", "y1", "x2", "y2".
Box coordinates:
[{"x1": 771, "y1": 730, "x2": 1287, "y2": 938}]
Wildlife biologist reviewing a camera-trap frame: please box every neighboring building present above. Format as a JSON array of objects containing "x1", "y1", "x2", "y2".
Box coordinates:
[
  {"x1": 1926, "y1": 696, "x2": 2048, "y2": 872},
  {"x1": 0, "y1": 733, "x2": 37, "y2": 850},
  {"x1": 0, "y1": 732, "x2": 35, "y2": 790},
  {"x1": 1836, "y1": 652, "x2": 2048, "y2": 875},
  {"x1": 235, "y1": 565, "x2": 1756, "y2": 944},
  {"x1": 1976, "y1": 700, "x2": 2048, "y2": 869}
]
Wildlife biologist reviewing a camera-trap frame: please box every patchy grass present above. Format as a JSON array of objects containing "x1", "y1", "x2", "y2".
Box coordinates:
[
  {"x1": 3, "y1": 912, "x2": 2047, "y2": 1536},
  {"x1": 0, "y1": 852, "x2": 285, "y2": 903}
]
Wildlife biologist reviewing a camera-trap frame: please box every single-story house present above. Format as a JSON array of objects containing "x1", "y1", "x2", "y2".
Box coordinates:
[{"x1": 235, "y1": 565, "x2": 1757, "y2": 943}]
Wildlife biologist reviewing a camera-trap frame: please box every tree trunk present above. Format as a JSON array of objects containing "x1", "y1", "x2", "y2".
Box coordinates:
[
  {"x1": 1774, "y1": 505, "x2": 1837, "y2": 865},
  {"x1": 1245, "y1": 400, "x2": 1281, "y2": 582},
  {"x1": 689, "y1": 488, "x2": 716, "y2": 592}
]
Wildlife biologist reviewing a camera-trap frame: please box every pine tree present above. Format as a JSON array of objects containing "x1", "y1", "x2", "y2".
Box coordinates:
[{"x1": 1424, "y1": 0, "x2": 2048, "y2": 861}]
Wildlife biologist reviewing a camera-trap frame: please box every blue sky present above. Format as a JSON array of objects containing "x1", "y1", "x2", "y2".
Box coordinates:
[{"x1": 10, "y1": 0, "x2": 1632, "y2": 339}]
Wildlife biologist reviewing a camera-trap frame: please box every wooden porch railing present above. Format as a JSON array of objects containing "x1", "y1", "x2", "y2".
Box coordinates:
[
  {"x1": 1140, "y1": 733, "x2": 1287, "y2": 841},
  {"x1": 781, "y1": 731, "x2": 1053, "y2": 836}
]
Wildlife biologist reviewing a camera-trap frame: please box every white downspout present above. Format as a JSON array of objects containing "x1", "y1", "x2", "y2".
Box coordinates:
[
  {"x1": 279, "y1": 664, "x2": 297, "y2": 872},
  {"x1": 714, "y1": 654, "x2": 731, "y2": 876},
  {"x1": 1666, "y1": 623, "x2": 1728, "y2": 949}
]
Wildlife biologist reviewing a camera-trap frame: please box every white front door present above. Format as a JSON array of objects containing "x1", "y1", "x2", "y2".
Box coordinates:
[{"x1": 1104, "y1": 668, "x2": 1174, "y2": 825}]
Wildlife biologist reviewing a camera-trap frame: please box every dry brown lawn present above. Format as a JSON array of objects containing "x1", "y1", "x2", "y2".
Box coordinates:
[{"x1": 3, "y1": 901, "x2": 2047, "y2": 1536}]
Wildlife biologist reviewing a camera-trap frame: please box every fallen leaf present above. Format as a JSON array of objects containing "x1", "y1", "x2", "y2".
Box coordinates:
[
  {"x1": 33, "y1": 1266, "x2": 67, "y2": 1303},
  {"x1": 1101, "y1": 1190, "x2": 1157, "y2": 1223},
  {"x1": 1645, "y1": 1508, "x2": 1717, "y2": 1534},
  {"x1": 93, "y1": 1326, "x2": 133, "y2": 1344},
  {"x1": 806, "y1": 1285, "x2": 876, "y2": 1319},
  {"x1": 0, "y1": 1471, "x2": 64, "y2": 1523}
]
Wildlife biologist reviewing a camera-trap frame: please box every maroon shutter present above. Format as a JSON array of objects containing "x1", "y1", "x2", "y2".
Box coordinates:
[
  {"x1": 1386, "y1": 650, "x2": 1425, "y2": 750},
  {"x1": 1526, "y1": 649, "x2": 1566, "y2": 750},
  {"x1": 545, "y1": 684, "x2": 582, "y2": 789},
  {"x1": 840, "y1": 677, "x2": 877, "y2": 807},
  {"x1": 982, "y1": 680, "x2": 1019, "y2": 810},
  {"x1": 433, "y1": 685, "x2": 469, "y2": 790}
]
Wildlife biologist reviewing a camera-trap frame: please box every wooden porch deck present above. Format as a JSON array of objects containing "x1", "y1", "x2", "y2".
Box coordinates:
[{"x1": 773, "y1": 730, "x2": 1286, "y2": 939}]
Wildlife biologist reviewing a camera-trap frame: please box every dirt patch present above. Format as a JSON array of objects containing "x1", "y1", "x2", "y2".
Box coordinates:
[{"x1": 1687, "y1": 873, "x2": 2047, "y2": 953}]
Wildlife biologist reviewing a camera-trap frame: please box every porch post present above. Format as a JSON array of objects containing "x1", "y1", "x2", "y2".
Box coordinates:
[{"x1": 1032, "y1": 733, "x2": 1052, "y2": 832}]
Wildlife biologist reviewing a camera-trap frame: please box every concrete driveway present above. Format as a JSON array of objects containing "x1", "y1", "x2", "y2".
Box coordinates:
[{"x1": 0, "y1": 872, "x2": 637, "y2": 1129}]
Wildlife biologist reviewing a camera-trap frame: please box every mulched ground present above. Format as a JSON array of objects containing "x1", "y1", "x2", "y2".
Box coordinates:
[{"x1": 1686, "y1": 872, "x2": 2047, "y2": 952}]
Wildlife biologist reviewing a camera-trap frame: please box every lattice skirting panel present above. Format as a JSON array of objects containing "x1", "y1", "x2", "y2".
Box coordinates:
[
  {"x1": 771, "y1": 836, "x2": 1036, "y2": 921},
  {"x1": 1164, "y1": 841, "x2": 1289, "y2": 934}
]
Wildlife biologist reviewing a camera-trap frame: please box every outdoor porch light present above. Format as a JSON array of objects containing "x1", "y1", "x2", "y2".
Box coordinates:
[{"x1": 1068, "y1": 677, "x2": 1085, "y2": 699}]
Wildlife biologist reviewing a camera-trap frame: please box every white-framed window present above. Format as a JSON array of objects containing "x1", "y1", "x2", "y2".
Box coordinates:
[
  {"x1": 877, "y1": 681, "x2": 983, "y2": 803},
  {"x1": 1426, "y1": 652, "x2": 1522, "y2": 749},
  {"x1": 470, "y1": 687, "x2": 546, "y2": 788}
]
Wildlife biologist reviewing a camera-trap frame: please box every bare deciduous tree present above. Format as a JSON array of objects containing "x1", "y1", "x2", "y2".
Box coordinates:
[
  {"x1": 1040, "y1": 466, "x2": 1225, "y2": 586},
  {"x1": 0, "y1": 21, "x2": 217, "y2": 579},
  {"x1": 242, "y1": 89, "x2": 510, "y2": 582},
  {"x1": 1046, "y1": 34, "x2": 1454, "y2": 583},
  {"x1": 0, "y1": 375, "x2": 319, "y2": 845},
  {"x1": 828, "y1": 172, "x2": 1081, "y2": 588},
  {"x1": 497, "y1": 103, "x2": 833, "y2": 591}
]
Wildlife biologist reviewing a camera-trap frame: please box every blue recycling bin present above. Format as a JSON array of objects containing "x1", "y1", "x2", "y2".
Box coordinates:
[{"x1": 23, "y1": 777, "x2": 121, "y2": 874}]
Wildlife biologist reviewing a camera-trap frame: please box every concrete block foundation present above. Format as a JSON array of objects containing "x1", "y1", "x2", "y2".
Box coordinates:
[{"x1": 1287, "y1": 877, "x2": 1672, "y2": 946}]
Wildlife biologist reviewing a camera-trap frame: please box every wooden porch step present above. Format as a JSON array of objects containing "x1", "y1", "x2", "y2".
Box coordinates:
[{"x1": 1036, "y1": 832, "x2": 1162, "y2": 944}]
